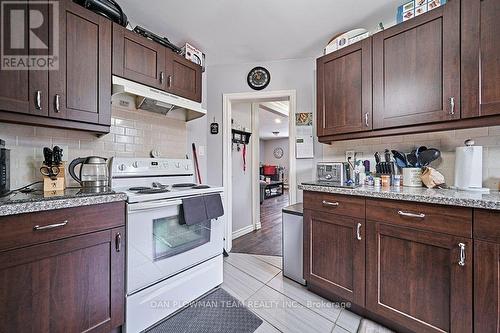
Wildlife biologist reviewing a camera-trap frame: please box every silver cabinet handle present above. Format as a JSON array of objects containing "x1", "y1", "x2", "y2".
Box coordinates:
[
  {"x1": 322, "y1": 200, "x2": 339, "y2": 207},
  {"x1": 449, "y1": 97, "x2": 455, "y2": 115},
  {"x1": 35, "y1": 90, "x2": 42, "y2": 110},
  {"x1": 397, "y1": 210, "x2": 425, "y2": 219},
  {"x1": 116, "y1": 232, "x2": 122, "y2": 252},
  {"x1": 356, "y1": 223, "x2": 362, "y2": 241},
  {"x1": 458, "y1": 243, "x2": 466, "y2": 266},
  {"x1": 364, "y1": 113, "x2": 369, "y2": 127},
  {"x1": 160, "y1": 71, "x2": 164, "y2": 84},
  {"x1": 167, "y1": 75, "x2": 172, "y2": 88},
  {"x1": 33, "y1": 220, "x2": 68, "y2": 231},
  {"x1": 54, "y1": 94, "x2": 60, "y2": 113}
]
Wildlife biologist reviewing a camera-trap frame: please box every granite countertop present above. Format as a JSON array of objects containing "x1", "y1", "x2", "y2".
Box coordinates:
[
  {"x1": 299, "y1": 181, "x2": 500, "y2": 210},
  {"x1": 0, "y1": 186, "x2": 127, "y2": 217}
]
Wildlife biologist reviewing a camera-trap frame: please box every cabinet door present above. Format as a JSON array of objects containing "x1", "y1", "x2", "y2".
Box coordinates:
[
  {"x1": 112, "y1": 24, "x2": 166, "y2": 90},
  {"x1": 165, "y1": 51, "x2": 202, "y2": 102},
  {"x1": 0, "y1": 0, "x2": 48, "y2": 116},
  {"x1": 317, "y1": 38, "x2": 372, "y2": 136},
  {"x1": 0, "y1": 227, "x2": 125, "y2": 333},
  {"x1": 373, "y1": 0, "x2": 460, "y2": 129},
  {"x1": 462, "y1": 0, "x2": 500, "y2": 118},
  {"x1": 366, "y1": 222, "x2": 472, "y2": 333},
  {"x1": 303, "y1": 209, "x2": 365, "y2": 305},
  {"x1": 49, "y1": 0, "x2": 112, "y2": 125},
  {"x1": 474, "y1": 240, "x2": 500, "y2": 333}
]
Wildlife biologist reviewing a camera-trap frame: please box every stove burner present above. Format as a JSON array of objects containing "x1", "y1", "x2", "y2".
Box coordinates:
[
  {"x1": 172, "y1": 183, "x2": 197, "y2": 188},
  {"x1": 129, "y1": 187, "x2": 151, "y2": 191},
  {"x1": 193, "y1": 185, "x2": 210, "y2": 189},
  {"x1": 136, "y1": 188, "x2": 171, "y2": 194}
]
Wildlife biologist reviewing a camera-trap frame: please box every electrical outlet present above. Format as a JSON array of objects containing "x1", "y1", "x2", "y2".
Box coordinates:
[{"x1": 345, "y1": 150, "x2": 355, "y2": 162}]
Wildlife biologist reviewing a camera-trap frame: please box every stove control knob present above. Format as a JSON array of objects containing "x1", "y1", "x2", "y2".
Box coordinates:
[
  {"x1": 118, "y1": 164, "x2": 126, "y2": 171},
  {"x1": 175, "y1": 162, "x2": 180, "y2": 168},
  {"x1": 132, "y1": 161, "x2": 139, "y2": 168},
  {"x1": 162, "y1": 162, "x2": 169, "y2": 168},
  {"x1": 184, "y1": 165, "x2": 189, "y2": 170}
]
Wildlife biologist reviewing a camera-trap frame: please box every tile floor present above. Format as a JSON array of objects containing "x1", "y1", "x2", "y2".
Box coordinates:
[{"x1": 222, "y1": 252, "x2": 393, "y2": 333}]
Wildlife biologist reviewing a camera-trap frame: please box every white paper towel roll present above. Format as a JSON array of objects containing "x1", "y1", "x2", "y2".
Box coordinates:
[{"x1": 454, "y1": 145, "x2": 483, "y2": 189}]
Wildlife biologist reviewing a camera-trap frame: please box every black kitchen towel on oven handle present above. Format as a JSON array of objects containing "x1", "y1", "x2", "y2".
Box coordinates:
[
  {"x1": 204, "y1": 194, "x2": 224, "y2": 220},
  {"x1": 181, "y1": 196, "x2": 208, "y2": 225}
]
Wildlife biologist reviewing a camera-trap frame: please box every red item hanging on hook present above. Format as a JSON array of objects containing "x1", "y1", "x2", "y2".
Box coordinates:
[{"x1": 242, "y1": 144, "x2": 247, "y2": 172}]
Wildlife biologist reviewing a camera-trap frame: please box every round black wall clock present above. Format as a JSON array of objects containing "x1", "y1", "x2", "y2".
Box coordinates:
[{"x1": 247, "y1": 67, "x2": 271, "y2": 90}]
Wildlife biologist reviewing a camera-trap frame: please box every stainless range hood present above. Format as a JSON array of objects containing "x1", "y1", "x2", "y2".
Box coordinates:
[{"x1": 112, "y1": 76, "x2": 206, "y2": 121}]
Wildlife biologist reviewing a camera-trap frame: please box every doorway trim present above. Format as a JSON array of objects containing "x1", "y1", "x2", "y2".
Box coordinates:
[{"x1": 222, "y1": 90, "x2": 297, "y2": 252}]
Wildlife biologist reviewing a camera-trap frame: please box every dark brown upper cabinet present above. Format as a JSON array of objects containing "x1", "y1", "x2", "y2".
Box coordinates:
[
  {"x1": 0, "y1": 1, "x2": 48, "y2": 117},
  {"x1": 0, "y1": 0, "x2": 112, "y2": 133},
  {"x1": 316, "y1": 38, "x2": 372, "y2": 136},
  {"x1": 113, "y1": 23, "x2": 203, "y2": 103},
  {"x1": 165, "y1": 51, "x2": 202, "y2": 102},
  {"x1": 462, "y1": 0, "x2": 500, "y2": 118},
  {"x1": 112, "y1": 24, "x2": 166, "y2": 90},
  {"x1": 372, "y1": 0, "x2": 460, "y2": 129},
  {"x1": 50, "y1": 0, "x2": 112, "y2": 126}
]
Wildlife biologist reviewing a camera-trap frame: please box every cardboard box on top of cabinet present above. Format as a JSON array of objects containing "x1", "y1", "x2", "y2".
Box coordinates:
[{"x1": 397, "y1": 0, "x2": 447, "y2": 23}]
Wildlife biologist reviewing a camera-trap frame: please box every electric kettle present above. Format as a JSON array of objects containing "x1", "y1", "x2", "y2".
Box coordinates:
[{"x1": 69, "y1": 156, "x2": 109, "y2": 188}]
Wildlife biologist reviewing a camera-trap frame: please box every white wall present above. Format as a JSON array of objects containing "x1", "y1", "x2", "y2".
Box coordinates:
[
  {"x1": 261, "y1": 138, "x2": 290, "y2": 184},
  {"x1": 231, "y1": 102, "x2": 254, "y2": 234},
  {"x1": 206, "y1": 57, "x2": 321, "y2": 202}
]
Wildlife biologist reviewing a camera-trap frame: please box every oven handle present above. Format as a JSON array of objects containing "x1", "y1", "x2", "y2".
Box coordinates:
[{"x1": 128, "y1": 199, "x2": 183, "y2": 212}]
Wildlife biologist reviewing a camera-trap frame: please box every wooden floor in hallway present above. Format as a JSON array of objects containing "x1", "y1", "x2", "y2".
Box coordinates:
[{"x1": 231, "y1": 190, "x2": 289, "y2": 256}]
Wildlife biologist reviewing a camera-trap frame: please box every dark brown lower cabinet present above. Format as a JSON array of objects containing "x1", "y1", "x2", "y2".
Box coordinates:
[
  {"x1": 0, "y1": 227, "x2": 124, "y2": 333},
  {"x1": 474, "y1": 240, "x2": 500, "y2": 333},
  {"x1": 366, "y1": 222, "x2": 472, "y2": 333},
  {"x1": 304, "y1": 209, "x2": 365, "y2": 306}
]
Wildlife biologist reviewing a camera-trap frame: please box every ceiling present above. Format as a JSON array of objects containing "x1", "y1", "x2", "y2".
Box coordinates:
[
  {"x1": 118, "y1": 0, "x2": 401, "y2": 66},
  {"x1": 259, "y1": 102, "x2": 289, "y2": 140}
]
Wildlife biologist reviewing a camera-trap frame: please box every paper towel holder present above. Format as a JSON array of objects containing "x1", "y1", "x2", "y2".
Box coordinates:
[{"x1": 454, "y1": 139, "x2": 490, "y2": 193}]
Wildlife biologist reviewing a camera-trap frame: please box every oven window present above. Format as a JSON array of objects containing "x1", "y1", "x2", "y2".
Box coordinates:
[{"x1": 153, "y1": 216, "x2": 211, "y2": 260}]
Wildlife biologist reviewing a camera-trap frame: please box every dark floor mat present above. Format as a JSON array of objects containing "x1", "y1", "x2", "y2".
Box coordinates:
[{"x1": 146, "y1": 288, "x2": 263, "y2": 333}]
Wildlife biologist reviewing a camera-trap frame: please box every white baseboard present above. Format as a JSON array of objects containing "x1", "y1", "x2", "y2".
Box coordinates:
[{"x1": 232, "y1": 225, "x2": 255, "y2": 240}]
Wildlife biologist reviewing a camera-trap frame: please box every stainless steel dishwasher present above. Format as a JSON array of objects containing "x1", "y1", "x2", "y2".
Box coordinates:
[{"x1": 282, "y1": 203, "x2": 305, "y2": 285}]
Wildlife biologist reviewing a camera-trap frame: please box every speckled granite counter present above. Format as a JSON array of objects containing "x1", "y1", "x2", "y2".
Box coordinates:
[
  {"x1": 0, "y1": 187, "x2": 127, "y2": 217},
  {"x1": 299, "y1": 182, "x2": 500, "y2": 210}
]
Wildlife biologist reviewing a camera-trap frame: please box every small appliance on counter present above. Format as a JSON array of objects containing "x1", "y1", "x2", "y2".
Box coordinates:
[
  {"x1": 317, "y1": 162, "x2": 350, "y2": 184},
  {"x1": 69, "y1": 156, "x2": 109, "y2": 190},
  {"x1": 0, "y1": 139, "x2": 10, "y2": 196},
  {"x1": 282, "y1": 203, "x2": 305, "y2": 285},
  {"x1": 454, "y1": 139, "x2": 489, "y2": 192}
]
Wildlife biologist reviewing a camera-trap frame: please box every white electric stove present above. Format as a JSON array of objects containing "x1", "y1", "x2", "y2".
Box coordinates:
[{"x1": 110, "y1": 158, "x2": 224, "y2": 333}]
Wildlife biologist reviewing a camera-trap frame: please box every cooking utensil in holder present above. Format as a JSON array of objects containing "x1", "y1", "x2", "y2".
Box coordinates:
[{"x1": 41, "y1": 162, "x2": 66, "y2": 192}]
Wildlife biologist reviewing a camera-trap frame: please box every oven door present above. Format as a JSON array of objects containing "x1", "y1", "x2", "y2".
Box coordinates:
[{"x1": 127, "y1": 194, "x2": 224, "y2": 294}]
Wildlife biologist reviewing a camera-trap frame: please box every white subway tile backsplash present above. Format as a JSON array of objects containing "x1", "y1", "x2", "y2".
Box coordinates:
[
  {"x1": 3, "y1": 106, "x2": 188, "y2": 188},
  {"x1": 321, "y1": 126, "x2": 500, "y2": 190}
]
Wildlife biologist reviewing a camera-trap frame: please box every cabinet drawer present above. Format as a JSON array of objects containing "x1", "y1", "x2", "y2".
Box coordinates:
[
  {"x1": 303, "y1": 191, "x2": 365, "y2": 219},
  {"x1": 0, "y1": 201, "x2": 125, "y2": 252},
  {"x1": 366, "y1": 199, "x2": 472, "y2": 238},
  {"x1": 474, "y1": 209, "x2": 500, "y2": 242}
]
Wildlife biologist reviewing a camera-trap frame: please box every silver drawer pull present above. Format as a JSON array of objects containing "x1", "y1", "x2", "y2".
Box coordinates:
[
  {"x1": 322, "y1": 200, "x2": 339, "y2": 207},
  {"x1": 33, "y1": 220, "x2": 68, "y2": 231},
  {"x1": 397, "y1": 210, "x2": 425, "y2": 219},
  {"x1": 458, "y1": 243, "x2": 466, "y2": 266},
  {"x1": 356, "y1": 223, "x2": 362, "y2": 241}
]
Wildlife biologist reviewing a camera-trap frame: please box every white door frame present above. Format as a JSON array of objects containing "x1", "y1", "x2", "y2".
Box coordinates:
[{"x1": 222, "y1": 90, "x2": 297, "y2": 252}]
